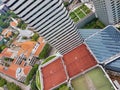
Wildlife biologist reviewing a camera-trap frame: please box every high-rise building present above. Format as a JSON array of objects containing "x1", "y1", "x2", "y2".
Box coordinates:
[
  {"x1": 2, "y1": 0, "x2": 83, "y2": 54},
  {"x1": 93, "y1": 0, "x2": 120, "y2": 25}
]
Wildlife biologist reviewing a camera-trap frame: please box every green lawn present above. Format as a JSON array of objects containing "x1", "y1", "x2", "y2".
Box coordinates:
[
  {"x1": 71, "y1": 67, "x2": 115, "y2": 90},
  {"x1": 42, "y1": 55, "x2": 56, "y2": 65},
  {"x1": 54, "y1": 84, "x2": 69, "y2": 90},
  {"x1": 69, "y1": 4, "x2": 91, "y2": 23},
  {"x1": 36, "y1": 70, "x2": 41, "y2": 90},
  {"x1": 82, "y1": 18, "x2": 105, "y2": 29},
  {"x1": 80, "y1": 4, "x2": 91, "y2": 14},
  {"x1": 77, "y1": 11, "x2": 86, "y2": 18}
]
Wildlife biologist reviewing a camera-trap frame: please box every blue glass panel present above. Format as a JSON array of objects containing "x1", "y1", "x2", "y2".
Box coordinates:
[
  {"x1": 105, "y1": 57, "x2": 120, "y2": 72},
  {"x1": 79, "y1": 29, "x2": 101, "y2": 39},
  {"x1": 85, "y1": 26, "x2": 120, "y2": 62}
]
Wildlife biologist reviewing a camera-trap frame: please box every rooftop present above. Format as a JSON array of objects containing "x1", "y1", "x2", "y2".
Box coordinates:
[
  {"x1": 71, "y1": 66, "x2": 115, "y2": 90},
  {"x1": 79, "y1": 29, "x2": 101, "y2": 39},
  {"x1": 41, "y1": 58, "x2": 67, "y2": 90},
  {"x1": 105, "y1": 57, "x2": 120, "y2": 72},
  {"x1": 34, "y1": 37, "x2": 45, "y2": 56},
  {"x1": 0, "y1": 48, "x2": 13, "y2": 58},
  {"x1": 85, "y1": 26, "x2": 120, "y2": 62},
  {"x1": 17, "y1": 41, "x2": 36, "y2": 58},
  {"x1": 1, "y1": 29, "x2": 13, "y2": 38},
  {"x1": 0, "y1": 62, "x2": 31, "y2": 79},
  {"x1": 63, "y1": 44, "x2": 97, "y2": 78},
  {"x1": 10, "y1": 21, "x2": 18, "y2": 27}
]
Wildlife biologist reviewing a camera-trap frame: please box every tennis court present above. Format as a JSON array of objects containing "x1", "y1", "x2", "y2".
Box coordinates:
[
  {"x1": 41, "y1": 58, "x2": 67, "y2": 90},
  {"x1": 71, "y1": 67, "x2": 115, "y2": 90},
  {"x1": 63, "y1": 44, "x2": 97, "y2": 78}
]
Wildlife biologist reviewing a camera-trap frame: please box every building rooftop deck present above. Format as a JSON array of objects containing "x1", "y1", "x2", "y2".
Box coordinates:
[
  {"x1": 41, "y1": 58, "x2": 67, "y2": 90},
  {"x1": 71, "y1": 66, "x2": 115, "y2": 90},
  {"x1": 63, "y1": 44, "x2": 97, "y2": 78}
]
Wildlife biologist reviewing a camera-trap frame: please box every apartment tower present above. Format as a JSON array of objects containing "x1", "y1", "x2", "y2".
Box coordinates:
[
  {"x1": 2, "y1": 0, "x2": 83, "y2": 54},
  {"x1": 93, "y1": 0, "x2": 120, "y2": 25}
]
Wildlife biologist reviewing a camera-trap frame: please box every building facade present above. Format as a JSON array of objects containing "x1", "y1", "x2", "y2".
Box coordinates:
[
  {"x1": 93, "y1": 0, "x2": 120, "y2": 25},
  {"x1": 81, "y1": 0, "x2": 91, "y2": 3},
  {"x1": 2, "y1": 0, "x2": 83, "y2": 54}
]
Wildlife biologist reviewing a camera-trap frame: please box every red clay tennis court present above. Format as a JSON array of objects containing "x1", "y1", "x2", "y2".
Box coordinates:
[
  {"x1": 41, "y1": 58, "x2": 67, "y2": 90},
  {"x1": 63, "y1": 44, "x2": 97, "y2": 78}
]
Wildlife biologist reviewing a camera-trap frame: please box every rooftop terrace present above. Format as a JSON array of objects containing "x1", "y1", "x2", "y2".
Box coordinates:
[
  {"x1": 71, "y1": 66, "x2": 115, "y2": 90},
  {"x1": 41, "y1": 58, "x2": 67, "y2": 90},
  {"x1": 63, "y1": 44, "x2": 97, "y2": 78},
  {"x1": 70, "y1": 4, "x2": 91, "y2": 23}
]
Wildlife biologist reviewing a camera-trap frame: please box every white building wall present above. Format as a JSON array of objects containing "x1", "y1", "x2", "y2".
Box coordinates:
[{"x1": 93, "y1": 0, "x2": 120, "y2": 25}]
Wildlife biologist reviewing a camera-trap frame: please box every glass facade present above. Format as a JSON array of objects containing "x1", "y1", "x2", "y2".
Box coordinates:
[
  {"x1": 85, "y1": 26, "x2": 120, "y2": 62},
  {"x1": 105, "y1": 57, "x2": 120, "y2": 72},
  {"x1": 79, "y1": 29, "x2": 101, "y2": 39}
]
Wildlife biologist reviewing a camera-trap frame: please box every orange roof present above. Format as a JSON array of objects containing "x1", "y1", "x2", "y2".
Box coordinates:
[
  {"x1": 10, "y1": 21, "x2": 18, "y2": 27},
  {"x1": 6, "y1": 31, "x2": 12, "y2": 38},
  {"x1": 0, "y1": 63, "x2": 32, "y2": 79},
  {"x1": 1, "y1": 29, "x2": 8, "y2": 35},
  {"x1": 1, "y1": 29, "x2": 13, "y2": 38},
  {"x1": 24, "y1": 66, "x2": 32, "y2": 75},
  {"x1": 42, "y1": 58, "x2": 67, "y2": 90},
  {"x1": 63, "y1": 44, "x2": 97, "y2": 78},
  {"x1": 34, "y1": 37, "x2": 45, "y2": 56},
  {"x1": 17, "y1": 41, "x2": 36, "y2": 58},
  {"x1": 0, "y1": 48, "x2": 13, "y2": 58}
]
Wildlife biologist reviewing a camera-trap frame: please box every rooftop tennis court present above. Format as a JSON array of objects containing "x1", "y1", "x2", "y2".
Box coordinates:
[
  {"x1": 63, "y1": 44, "x2": 97, "y2": 78},
  {"x1": 41, "y1": 58, "x2": 67, "y2": 90},
  {"x1": 71, "y1": 67, "x2": 115, "y2": 90}
]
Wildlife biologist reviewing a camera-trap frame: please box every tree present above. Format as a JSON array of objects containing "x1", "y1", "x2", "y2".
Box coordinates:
[
  {"x1": 31, "y1": 77, "x2": 38, "y2": 90},
  {"x1": 39, "y1": 43, "x2": 51, "y2": 59},
  {"x1": 17, "y1": 20, "x2": 27, "y2": 30},
  {"x1": 25, "y1": 64, "x2": 39, "y2": 85},
  {"x1": 7, "y1": 82, "x2": 21, "y2": 90},
  {"x1": 64, "y1": 1, "x2": 69, "y2": 7},
  {"x1": 31, "y1": 33, "x2": 39, "y2": 41},
  {"x1": 0, "y1": 77, "x2": 7, "y2": 87},
  {"x1": 0, "y1": 45, "x2": 6, "y2": 53}
]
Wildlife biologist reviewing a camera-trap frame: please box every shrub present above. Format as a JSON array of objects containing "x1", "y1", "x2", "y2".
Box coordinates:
[
  {"x1": 17, "y1": 20, "x2": 27, "y2": 30},
  {"x1": 39, "y1": 43, "x2": 51, "y2": 59},
  {"x1": 0, "y1": 77, "x2": 7, "y2": 87},
  {"x1": 7, "y1": 82, "x2": 21, "y2": 90},
  {"x1": 25, "y1": 64, "x2": 39, "y2": 85},
  {"x1": 31, "y1": 33, "x2": 39, "y2": 41}
]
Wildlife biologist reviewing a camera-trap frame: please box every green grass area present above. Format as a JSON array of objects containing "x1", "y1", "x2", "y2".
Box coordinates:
[
  {"x1": 54, "y1": 84, "x2": 69, "y2": 90},
  {"x1": 80, "y1": 4, "x2": 91, "y2": 14},
  {"x1": 36, "y1": 70, "x2": 41, "y2": 90},
  {"x1": 0, "y1": 45, "x2": 6, "y2": 53},
  {"x1": 69, "y1": 4, "x2": 91, "y2": 23},
  {"x1": 82, "y1": 18, "x2": 105, "y2": 29},
  {"x1": 71, "y1": 67, "x2": 115, "y2": 90},
  {"x1": 69, "y1": 12, "x2": 76, "y2": 19},
  {"x1": 78, "y1": 11, "x2": 86, "y2": 18},
  {"x1": 42, "y1": 55, "x2": 56, "y2": 65}
]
